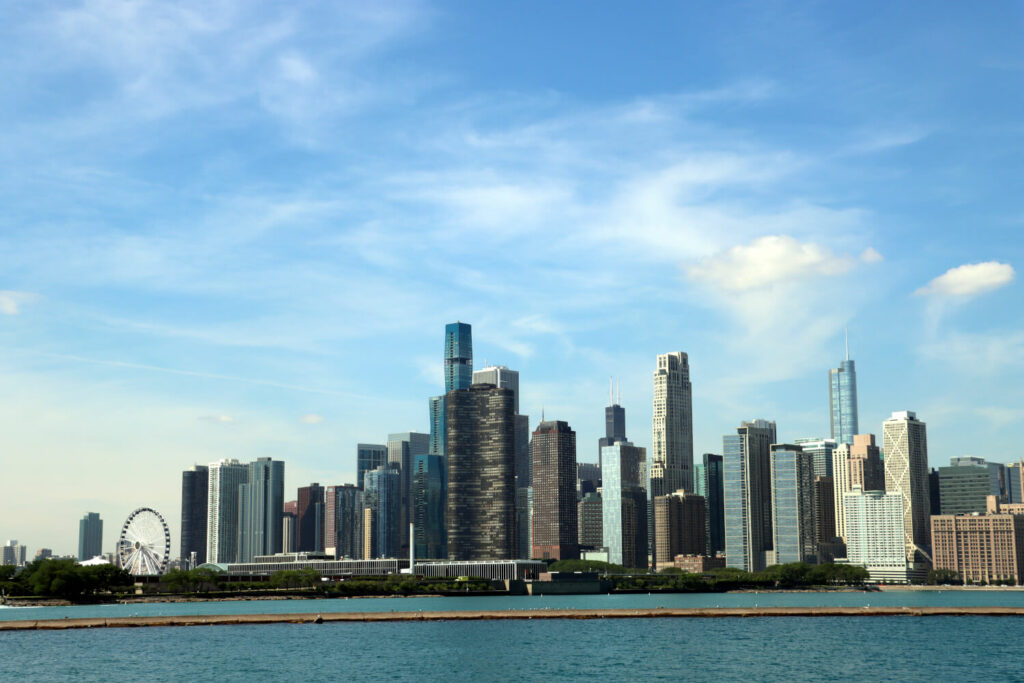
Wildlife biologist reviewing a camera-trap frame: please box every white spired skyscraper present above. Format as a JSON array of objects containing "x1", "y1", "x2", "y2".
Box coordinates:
[
  {"x1": 882, "y1": 411, "x2": 930, "y2": 565},
  {"x1": 651, "y1": 352, "x2": 694, "y2": 498},
  {"x1": 829, "y1": 333, "x2": 859, "y2": 445}
]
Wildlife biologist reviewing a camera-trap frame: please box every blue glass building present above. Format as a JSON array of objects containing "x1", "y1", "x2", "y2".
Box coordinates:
[
  {"x1": 445, "y1": 322, "x2": 473, "y2": 392},
  {"x1": 695, "y1": 453, "x2": 724, "y2": 555},
  {"x1": 363, "y1": 466, "x2": 401, "y2": 559},
  {"x1": 769, "y1": 445, "x2": 815, "y2": 564},
  {"x1": 601, "y1": 441, "x2": 648, "y2": 569},
  {"x1": 428, "y1": 395, "x2": 446, "y2": 456},
  {"x1": 829, "y1": 359, "x2": 859, "y2": 445},
  {"x1": 412, "y1": 454, "x2": 446, "y2": 559},
  {"x1": 723, "y1": 420, "x2": 776, "y2": 572}
]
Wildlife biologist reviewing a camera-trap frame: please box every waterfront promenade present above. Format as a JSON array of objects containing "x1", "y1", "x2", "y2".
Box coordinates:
[{"x1": 4, "y1": 605, "x2": 1024, "y2": 630}]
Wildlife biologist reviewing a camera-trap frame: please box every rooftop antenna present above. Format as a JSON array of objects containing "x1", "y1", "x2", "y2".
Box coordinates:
[
  {"x1": 845, "y1": 327, "x2": 850, "y2": 362},
  {"x1": 617, "y1": 377, "x2": 621, "y2": 406},
  {"x1": 609, "y1": 377, "x2": 614, "y2": 406},
  {"x1": 541, "y1": 405, "x2": 545, "y2": 422}
]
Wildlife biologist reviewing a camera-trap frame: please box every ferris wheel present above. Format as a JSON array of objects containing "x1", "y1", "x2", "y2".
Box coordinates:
[{"x1": 117, "y1": 507, "x2": 171, "y2": 576}]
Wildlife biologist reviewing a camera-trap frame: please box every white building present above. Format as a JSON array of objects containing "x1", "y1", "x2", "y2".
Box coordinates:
[
  {"x1": 472, "y1": 365, "x2": 520, "y2": 413},
  {"x1": 207, "y1": 459, "x2": 249, "y2": 564},
  {"x1": 831, "y1": 443, "x2": 852, "y2": 541},
  {"x1": 651, "y1": 352, "x2": 694, "y2": 496},
  {"x1": 882, "y1": 411, "x2": 930, "y2": 563},
  {"x1": 843, "y1": 488, "x2": 910, "y2": 583}
]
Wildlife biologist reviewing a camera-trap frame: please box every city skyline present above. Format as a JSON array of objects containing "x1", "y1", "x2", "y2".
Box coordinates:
[{"x1": 2, "y1": 2, "x2": 1022, "y2": 554}]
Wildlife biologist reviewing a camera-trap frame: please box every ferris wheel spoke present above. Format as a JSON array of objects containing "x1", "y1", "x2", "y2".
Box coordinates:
[{"x1": 117, "y1": 507, "x2": 171, "y2": 576}]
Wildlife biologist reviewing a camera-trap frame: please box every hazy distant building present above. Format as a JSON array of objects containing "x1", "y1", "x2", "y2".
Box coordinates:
[
  {"x1": 238, "y1": 458, "x2": 284, "y2": 562},
  {"x1": 769, "y1": 445, "x2": 816, "y2": 565},
  {"x1": 180, "y1": 465, "x2": 208, "y2": 567},
  {"x1": 793, "y1": 438, "x2": 837, "y2": 480},
  {"x1": 578, "y1": 492, "x2": 603, "y2": 549},
  {"x1": 326, "y1": 484, "x2": 363, "y2": 559},
  {"x1": 602, "y1": 441, "x2": 648, "y2": 569},
  {"x1": 932, "y1": 513, "x2": 1024, "y2": 585},
  {"x1": 77, "y1": 512, "x2": 103, "y2": 561},
  {"x1": 412, "y1": 454, "x2": 446, "y2": 559},
  {"x1": 297, "y1": 483, "x2": 325, "y2": 553},
  {"x1": 282, "y1": 512, "x2": 296, "y2": 553},
  {"x1": 694, "y1": 453, "x2": 725, "y2": 556},
  {"x1": 938, "y1": 465, "x2": 990, "y2": 515},
  {"x1": 653, "y1": 490, "x2": 706, "y2": 570},
  {"x1": 882, "y1": 411, "x2": 930, "y2": 563},
  {"x1": 388, "y1": 431, "x2": 430, "y2": 555},
  {"x1": 844, "y1": 488, "x2": 909, "y2": 583},
  {"x1": 446, "y1": 383, "x2": 515, "y2": 561},
  {"x1": 1, "y1": 541, "x2": 27, "y2": 567},
  {"x1": 356, "y1": 444, "x2": 387, "y2": 491},
  {"x1": 829, "y1": 348, "x2": 859, "y2": 445},
  {"x1": 207, "y1": 459, "x2": 249, "y2": 564},
  {"x1": 363, "y1": 466, "x2": 400, "y2": 559},
  {"x1": 445, "y1": 322, "x2": 473, "y2": 392},
  {"x1": 723, "y1": 419, "x2": 776, "y2": 572},
  {"x1": 531, "y1": 420, "x2": 579, "y2": 561}
]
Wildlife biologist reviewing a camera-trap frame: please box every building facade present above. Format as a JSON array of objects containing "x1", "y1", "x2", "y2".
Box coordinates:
[
  {"x1": 882, "y1": 411, "x2": 931, "y2": 563},
  {"x1": 356, "y1": 444, "x2": 387, "y2": 491},
  {"x1": 814, "y1": 476, "x2": 836, "y2": 544},
  {"x1": 723, "y1": 419, "x2": 776, "y2": 572},
  {"x1": 694, "y1": 453, "x2": 725, "y2": 556},
  {"x1": 530, "y1": 420, "x2": 579, "y2": 560},
  {"x1": 793, "y1": 438, "x2": 837, "y2": 480},
  {"x1": 651, "y1": 351, "x2": 694, "y2": 498},
  {"x1": 844, "y1": 488, "x2": 908, "y2": 583},
  {"x1": 653, "y1": 490, "x2": 706, "y2": 570},
  {"x1": 363, "y1": 466, "x2": 401, "y2": 559},
  {"x1": 849, "y1": 433, "x2": 885, "y2": 491},
  {"x1": 444, "y1": 321, "x2": 473, "y2": 392},
  {"x1": 932, "y1": 513, "x2": 1024, "y2": 585},
  {"x1": 769, "y1": 445, "x2": 816, "y2": 565},
  {"x1": 601, "y1": 441, "x2": 648, "y2": 568},
  {"x1": 387, "y1": 431, "x2": 430, "y2": 556},
  {"x1": 207, "y1": 459, "x2": 249, "y2": 564},
  {"x1": 180, "y1": 465, "x2": 208, "y2": 567},
  {"x1": 238, "y1": 458, "x2": 285, "y2": 563},
  {"x1": 412, "y1": 454, "x2": 446, "y2": 559},
  {"x1": 578, "y1": 491, "x2": 603, "y2": 550},
  {"x1": 325, "y1": 484, "x2": 363, "y2": 560},
  {"x1": 939, "y1": 465, "x2": 991, "y2": 515},
  {"x1": 296, "y1": 483, "x2": 325, "y2": 553},
  {"x1": 78, "y1": 512, "x2": 103, "y2": 561},
  {"x1": 829, "y1": 355, "x2": 859, "y2": 446}
]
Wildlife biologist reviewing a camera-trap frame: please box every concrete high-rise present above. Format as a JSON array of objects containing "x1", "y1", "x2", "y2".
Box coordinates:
[
  {"x1": 356, "y1": 444, "x2": 387, "y2": 491},
  {"x1": 829, "y1": 340, "x2": 859, "y2": 445},
  {"x1": 653, "y1": 490, "x2": 706, "y2": 570},
  {"x1": 238, "y1": 458, "x2": 285, "y2": 562},
  {"x1": 723, "y1": 419, "x2": 776, "y2": 572},
  {"x1": 412, "y1": 454, "x2": 446, "y2": 559},
  {"x1": 651, "y1": 352, "x2": 694, "y2": 497},
  {"x1": 283, "y1": 500, "x2": 297, "y2": 552},
  {"x1": 363, "y1": 466, "x2": 400, "y2": 558},
  {"x1": 601, "y1": 441, "x2": 648, "y2": 569},
  {"x1": 296, "y1": 483, "x2": 325, "y2": 553},
  {"x1": 814, "y1": 476, "x2": 836, "y2": 544},
  {"x1": 844, "y1": 487, "x2": 909, "y2": 583},
  {"x1": 832, "y1": 444, "x2": 853, "y2": 541},
  {"x1": 78, "y1": 512, "x2": 103, "y2": 561},
  {"x1": 388, "y1": 431, "x2": 430, "y2": 555},
  {"x1": 849, "y1": 434, "x2": 885, "y2": 491},
  {"x1": 932, "y1": 513, "x2": 1024, "y2": 585},
  {"x1": 793, "y1": 438, "x2": 837, "y2": 480},
  {"x1": 473, "y1": 365, "x2": 520, "y2": 413},
  {"x1": 578, "y1": 492, "x2": 603, "y2": 550},
  {"x1": 530, "y1": 420, "x2": 579, "y2": 561},
  {"x1": 1007, "y1": 461, "x2": 1024, "y2": 504},
  {"x1": 882, "y1": 411, "x2": 931, "y2": 563},
  {"x1": 180, "y1": 465, "x2": 208, "y2": 567},
  {"x1": 207, "y1": 459, "x2": 248, "y2": 564},
  {"x1": 445, "y1": 322, "x2": 473, "y2": 392},
  {"x1": 474, "y1": 365, "x2": 531, "y2": 515},
  {"x1": 769, "y1": 445, "x2": 816, "y2": 565},
  {"x1": 325, "y1": 484, "x2": 363, "y2": 559},
  {"x1": 599, "y1": 380, "x2": 627, "y2": 468},
  {"x1": 446, "y1": 383, "x2": 515, "y2": 561},
  {"x1": 694, "y1": 453, "x2": 725, "y2": 556}
]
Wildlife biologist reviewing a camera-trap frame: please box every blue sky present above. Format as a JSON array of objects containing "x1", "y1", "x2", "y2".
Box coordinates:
[{"x1": 1, "y1": 1, "x2": 1021, "y2": 555}]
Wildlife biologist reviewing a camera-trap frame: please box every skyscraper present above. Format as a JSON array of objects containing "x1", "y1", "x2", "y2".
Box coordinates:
[
  {"x1": 445, "y1": 322, "x2": 473, "y2": 392},
  {"x1": 844, "y1": 487, "x2": 908, "y2": 583},
  {"x1": 296, "y1": 483, "x2": 325, "y2": 553},
  {"x1": 207, "y1": 459, "x2": 248, "y2": 564},
  {"x1": 180, "y1": 465, "x2": 208, "y2": 567},
  {"x1": 938, "y1": 465, "x2": 990, "y2": 515},
  {"x1": 1007, "y1": 461, "x2": 1024, "y2": 504},
  {"x1": 363, "y1": 466, "x2": 401, "y2": 558},
  {"x1": 829, "y1": 340, "x2": 859, "y2": 445},
  {"x1": 387, "y1": 431, "x2": 430, "y2": 555},
  {"x1": 598, "y1": 380, "x2": 626, "y2": 467},
  {"x1": 769, "y1": 445, "x2": 816, "y2": 565},
  {"x1": 473, "y1": 365, "x2": 520, "y2": 413},
  {"x1": 238, "y1": 458, "x2": 284, "y2": 562},
  {"x1": 793, "y1": 437, "x2": 837, "y2": 480},
  {"x1": 651, "y1": 352, "x2": 694, "y2": 496},
  {"x1": 882, "y1": 410, "x2": 930, "y2": 563},
  {"x1": 530, "y1": 420, "x2": 579, "y2": 561},
  {"x1": 356, "y1": 444, "x2": 387, "y2": 491},
  {"x1": 653, "y1": 490, "x2": 706, "y2": 570},
  {"x1": 428, "y1": 396, "x2": 446, "y2": 456},
  {"x1": 849, "y1": 434, "x2": 885, "y2": 491},
  {"x1": 601, "y1": 441, "x2": 648, "y2": 569},
  {"x1": 814, "y1": 476, "x2": 836, "y2": 545},
  {"x1": 325, "y1": 484, "x2": 363, "y2": 559},
  {"x1": 832, "y1": 443, "x2": 853, "y2": 541},
  {"x1": 446, "y1": 383, "x2": 515, "y2": 561},
  {"x1": 474, "y1": 365, "x2": 531, "y2": 494},
  {"x1": 412, "y1": 454, "x2": 446, "y2": 559},
  {"x1": 577, "y1": 491, "x2": 603, "y2": 550},
  {"x1": 694, "y1": 453, "x2": 725, "y2": 555},
  {"x1": 723, "y1": 419, "x2": 776, "y2": 572},
  {"x1": 77, "y1": 512, "x2": 102, "y2": 561}
]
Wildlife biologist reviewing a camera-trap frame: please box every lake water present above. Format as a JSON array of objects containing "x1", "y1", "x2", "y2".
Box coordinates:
[{"x1": 3, "y1": 592, "x2": 1023, "y2": 681}]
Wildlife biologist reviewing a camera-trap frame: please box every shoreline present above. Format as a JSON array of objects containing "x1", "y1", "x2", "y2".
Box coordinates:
[{"x1": 4, "y1": 605, "x2": 1024, "y2": 630}]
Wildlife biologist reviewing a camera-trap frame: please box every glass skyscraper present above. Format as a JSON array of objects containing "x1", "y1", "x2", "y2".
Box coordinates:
[
  {"x1": 445, "y1": 322, "x2": 473, "y2": 392},
  {"x1": 77, "y1": 512, "x2": 103, "y2": 561},
  {"x1": 769, "y1": 445, "x2": 815, "y2": 565},
  {"x1": 363, "y1": 466, "x2": 401, "y2": 559},
  {"x1": 829, "y1": 358, "x2": 859, "y2": 446},
  {"x1": 238, "y1": 457, "x2": 285, "y2": 562},
  {"x1": 695, "y1": 453, "x2": 724, "y2": 555},
  {"x1": 412, "y1": 454, "x2": 446, "y2": 559},
  {"x1": 601, "y1": 441, "x2": 648, "y2": 569},
  {"x1": 723, "y1": 420, "x2": 776, "y2": 572}
]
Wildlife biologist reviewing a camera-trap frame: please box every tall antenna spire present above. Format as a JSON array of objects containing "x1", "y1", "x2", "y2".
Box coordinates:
[
  {"x1": 845, "y1": 327, "x2": 850, "y2": 362},
  {"x1": 617, "y1": 377, "x2": 621, "y2": 405},
  {"x1": 609, "y1": 377, "x2": 613, "y2": 406}
]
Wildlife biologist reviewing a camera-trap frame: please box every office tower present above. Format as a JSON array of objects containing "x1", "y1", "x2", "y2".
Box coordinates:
[
  {"x1": 356, "y1": 444, "x2": 387, "y2": 491},
  {"x1": 694, "y1": 453, "x2": 725, "y2": 556},
  {"x1": 514, "y1": 414, "x2": 531, "y2": 488},
  {"x1": 180, "y1": 465, "x2": 208, "y2": 566},
  {"x1": 428, "y1": 396, "x2": 446, "y2": 456},
  {"x1": 599, "y1": 381, "x2": 627, "y2": 467},
  {"x1": 326, "y1": 484, "x2": 363, "y2": 559},
  {"x1": 770, "y1": 445, "x2": 816, "y2": 565},
  {"x1": 578, "y1": 492, "x2": 603, "y2": 549},
  {"x1": 932, "y1": 513, "x2": 1024, "y2": 585},
  {"x1": 516, "y1": 487, "x2": 533, "y2": 559},
  {"x1": 832, "y1": 444, "x2": 852, "y2": 541},
  {"x1": 388, "y1": 431, "x2": 430, "y2": 555},
  {"x1": 296, "y1": 483, "x2": 326, "y2": 553},
  {"x1": 928, "y1": 468, "x2": 941, "y2": 516},
  {"x1": 412, "y1": 454, "x2": 446, "y2": 559},
  {"x1": 531, "y1": 420, "x2": 579, "y2": 561},
  {"x1": 653, "y1": 490, "x2": 706, "y2": 570},
  {"x1": 844, "y1": 488, "x2": 908, "y2": 582},
  {"x1": 601, "y1": 441, "x2": 648, "y2": 568},
  {"x1": 883, "y1": 410, "x2": 931, "y2": 563},
  {"x1": 238, "y1": 458, "x2": 285, "y2": 562},
  {"x1": 473, "y1": 365, "x2": 520, "y2": 413},
  {"x1": 814, "y1": 476, "x2": 836, "y2": 543},
  {"x1": 282, "y1": 512, "x2": 296, "y2": 553},
  {"x1": 1007, "y1": 461, "x2": 1024, "y2": 504},
  {"x1": 651, "y1": 352, "x2": 694, "y2": 497},
  {"x1": 2, "y1": 541, "x2": 27, "y2": 567},
  {"x1": 793, "y1": 438, "x2": 837, "y2": 480},
  {"x1": 446, "y1": 384, "x2": 515, "y2": 560},
  {"x1": 828, "y1": 339, "x2": 859, "y2": 445},
  {"x1": 445, "y1": 321, "x2": 473, "y2": 392},
  {"x1": 207, "y1": 459, "x2": 248, "y2": 564},
  {"x1": 849, "y1": 434, "x2": 885, "y2": 491},
  {"x1": 950, "y1": 456, "x2": 1006, "y2": 500},
  {"x1": 723, "y1": 419, "x2": 776, "y2": 572},
  {"x1": 35, "y1": 548, "x2": 52, "y2": 560},
  {"x1": 577, "y1": 462, "x2": 601, "y2": 498},
  {"x1": 363, "y1": 466, "x2": 401, "y2": 558},
  {"x1": 938, "y1": 465, "x2": 991, "y2": 515},
  {"x1": 77, "y1": 512, "x2": 103, "y2": 561}
]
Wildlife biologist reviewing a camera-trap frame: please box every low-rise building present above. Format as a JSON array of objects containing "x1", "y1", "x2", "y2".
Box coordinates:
[
  {"x1": 673, "y1": 554, "x2": 725, "y2": 573},
  {"x1": 931, "y1": 513, "x2": 1024, "y2": 585}
]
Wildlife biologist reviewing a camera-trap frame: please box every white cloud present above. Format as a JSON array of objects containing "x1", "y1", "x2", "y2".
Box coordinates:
[
  {"x1": 686, "y1": 235, "x2": 859, "y2": 292},
  {"x1": 0, "y1": 291, "x2": 38, "y2": 315},
  {"x1": 198, "y1": 414, "x2": 236, "y2": 424},
  {"x1": 859, "y1": 247, "x2": 884, "y2": 263},
  {"x1": 300, "y1": 413, "x2": 325, "y2": 424},
  {"x1": 915, "y1": 261, "x2": 1015, "y2": 298}
]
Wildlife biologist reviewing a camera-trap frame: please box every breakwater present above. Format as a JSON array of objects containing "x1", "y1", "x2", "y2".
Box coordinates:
[{"x1": 4, "y1": 605, "x2": 1024, "y2": 630}]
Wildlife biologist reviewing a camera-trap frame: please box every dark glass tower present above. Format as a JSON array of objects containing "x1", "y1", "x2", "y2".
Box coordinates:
[
  {"x1": 77, "y1": 512, "x2": 103, "y2": 561},
  {"x1": 238, "y1": 458, "x2": 285, "y2": 562},
  {"x1": 413, "y1": 454, "x2": 446, "y2": 559},
  {"x1": 829, "y1": 343, "x2": 859, "y2": 446},
  {"x1": 531, "y1": 420, "x2": 579, "y2": 561},
  {"x1": 446, "y1": 384, "x2": 515, "y2": 560},
  {"x1": 694, "y1": 453, "x2": 725, "y2": 555},
  {"x1": 356, "y1": 444, "x2": 387, "y2": 491},
  {"x1": 444, "y1": 322, "x2": 473, "y2": 392},
  {"x1": 297, "y1": 483, "x2": 325, "y2": 553},
  {"x1": 363, "y1": 466, "x2": 401, "y2": 558},
  {"x1": 180, "y1": 465, "x2": 208, "y2": 566}
]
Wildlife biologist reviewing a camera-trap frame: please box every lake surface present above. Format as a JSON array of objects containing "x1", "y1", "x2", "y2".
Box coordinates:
[
  {"x1": 4, "y1": 588, "x2": 1024, "y2": 622},
  {"x1": 1, "y1": 613, "x2": 1020, "y2": 681}
]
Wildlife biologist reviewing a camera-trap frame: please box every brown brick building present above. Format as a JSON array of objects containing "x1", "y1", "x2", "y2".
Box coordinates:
[
  {"x1": 931, "y1": 513, "x2": 1024, "y2": 585},
  {"x1": 653, "y1": 490, "x2": 706, "y2": 571},
  {"x1": 531, "y1": 420, "x2": 579, "y2": 560}
]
